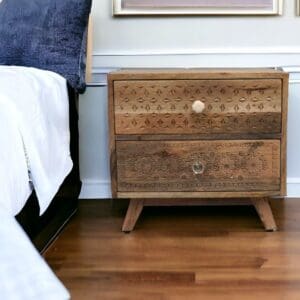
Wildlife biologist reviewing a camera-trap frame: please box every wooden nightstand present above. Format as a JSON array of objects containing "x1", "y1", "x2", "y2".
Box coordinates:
[{"x1": 108, "y1": 69, "x2": 288, "y2": 232}]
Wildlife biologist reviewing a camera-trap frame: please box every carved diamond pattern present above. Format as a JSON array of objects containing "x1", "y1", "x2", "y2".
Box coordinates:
[
  {"x1": 115, "y1": 79, "x2": 282, "y2": 134},
  {"x1": 117, "y1": 141, "x2": 280, "y2": 192}
]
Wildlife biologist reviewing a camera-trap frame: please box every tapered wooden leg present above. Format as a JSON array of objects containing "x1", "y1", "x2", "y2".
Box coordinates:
[
  {"x1": 252, "y1": 198, "x2": 277, "y2": 232},
  {"x1": 122, "y1": 199, "x2": 144, "y2": 233}
]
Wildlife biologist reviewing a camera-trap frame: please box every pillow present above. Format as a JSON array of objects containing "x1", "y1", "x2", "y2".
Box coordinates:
[{"x1": 0, "y1": 0, "x2": 92, "y2": 92}]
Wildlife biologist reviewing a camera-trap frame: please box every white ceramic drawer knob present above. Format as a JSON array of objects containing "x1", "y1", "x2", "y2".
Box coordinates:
[{"x1": 192, "y1": 100, "x2": 205, "y2": 113}]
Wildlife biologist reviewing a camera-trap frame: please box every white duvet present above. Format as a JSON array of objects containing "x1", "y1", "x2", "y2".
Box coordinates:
[
  {"x1": 0, "y1": 210, "x2": 70, "y2": 300},
  {"x1": 0, "y1": 66, "x2": 73, "y2": 215}
]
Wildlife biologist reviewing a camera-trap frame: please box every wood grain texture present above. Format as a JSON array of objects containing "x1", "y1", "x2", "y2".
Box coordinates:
[
  {"x1": 122, "y1": 199, "x2": 144, "y2": 232},
  {"x1": 108, "y1": 68, "x2": 288, "y2": 231},
  {"x1": 143, "y1": 198, "x2": 253, "y2": 206},
  {"x1": 117, "y1": 191, "x2": 282, "y2": 198},
  {"x1": 109, "y1": 68, "x2": 287, "y2": 80},
  {"x1": 114, "y1": 79, "x2": 282, "y2": 135},
  {"x1": 252, "y1": 198, "x2": 277, "y2": 231},
  {"x1": 44, "y1": 199, "x2": 300, "y2": 300},
  {"x1": 280, "y1": 75, "x2": 289, "y2": 196},
  {"x1": 108, "y1": 75, "x2": 117, "y2": 198},
  {"x1": 116, "y1": 132, "x2": 282, "y2": 141},
  {"x1": 116, "y1": 140, "x2": 280, "y2": 193},
  {"x1": 85, "y1": 16, "x2": 93, "y2": 83}
]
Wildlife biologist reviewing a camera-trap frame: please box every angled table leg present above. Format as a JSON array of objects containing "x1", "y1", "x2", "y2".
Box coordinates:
[
  {"x1": 252, "y1": 198, "x2": 277, "y2": 232},
  {"x1": 122, "y1": 199, "x2": 144, "y2": 233}
]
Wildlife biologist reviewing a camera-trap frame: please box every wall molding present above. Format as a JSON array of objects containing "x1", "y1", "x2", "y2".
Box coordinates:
[
  {"x1": 93, "y1": 47, "x2": 300, "y2": 56},
  {"x1": 90, "y1": 65, "x2": 300, "y2": 86},
  {"x1": 92, "y1": 49, "x2": 300, "y2": 69}
]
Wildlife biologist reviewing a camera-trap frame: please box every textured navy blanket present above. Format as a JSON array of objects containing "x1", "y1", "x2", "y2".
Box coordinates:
[{"x1": 0, "y1": 0, "x2": 92, "y2": 92}]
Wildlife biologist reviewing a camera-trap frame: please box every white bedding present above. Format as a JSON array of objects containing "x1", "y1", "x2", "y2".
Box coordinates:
[
  {"x1": 0, "y1": 210, "x2": 70, "y2": 300},
  {"x1": 0, "y1": 66, "x2": 73, "y2": 215}
]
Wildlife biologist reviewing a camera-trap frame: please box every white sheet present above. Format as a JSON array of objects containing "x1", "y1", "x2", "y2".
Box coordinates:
[
  {"x1": 0, "y1": 66, "x2": 73, "y2": 215},
  {"x1": 0, "y1": 103, "x2": 32, "y2": 214},
  {"x1": 0, "y1": 210, "x2": 70, "y2": 300}
]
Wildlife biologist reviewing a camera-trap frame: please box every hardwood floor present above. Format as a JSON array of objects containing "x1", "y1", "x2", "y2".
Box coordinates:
[{"x1": 44, "y1": 198, "x2": 300, "y2": 300}]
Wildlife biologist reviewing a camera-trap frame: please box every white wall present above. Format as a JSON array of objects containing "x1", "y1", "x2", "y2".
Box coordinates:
[
  {"x1": 91, "y1": 0, "x2": 300, "y2": 54},
  {"x1": 79, "y1": 0, "x2": 300, "y2": 198}
]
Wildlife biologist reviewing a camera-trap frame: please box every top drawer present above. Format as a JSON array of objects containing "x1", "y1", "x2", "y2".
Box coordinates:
[{"x1": 113, "y1": 79, "x2": 282, "y2": 135}]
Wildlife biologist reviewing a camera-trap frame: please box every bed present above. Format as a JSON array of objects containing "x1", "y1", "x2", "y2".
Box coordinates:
[
  {"x1": 15, "y1": 81, "x2": 82, "y2": 253},
  {"x1": 0, "y1": 0, "x2": 93, "y2": 254},
  {"x1": 0, "y1": 209, "x2": 71, "y2": 300},
  {"x1": 0, "y1": 1, "x2": 92, "y2": 298}
]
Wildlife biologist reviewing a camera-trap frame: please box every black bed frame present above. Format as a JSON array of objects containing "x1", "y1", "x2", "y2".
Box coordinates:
[{"x1": 15, "y1": 86, "x2": 81, "y2": 253}]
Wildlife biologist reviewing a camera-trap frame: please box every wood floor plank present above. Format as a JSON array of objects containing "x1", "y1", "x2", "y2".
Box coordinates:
[{"x1": 44, "y1": 198, "x2": 300, "y2": 300}]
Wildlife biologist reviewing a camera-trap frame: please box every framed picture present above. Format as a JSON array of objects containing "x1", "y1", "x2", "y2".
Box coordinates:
[{"x1": 113, "y1": 0, "x2": 283, "y2": 16}]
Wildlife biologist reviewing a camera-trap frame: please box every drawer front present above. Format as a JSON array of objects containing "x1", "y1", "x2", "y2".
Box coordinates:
[
  {"x1": 116, "y1": 140, "x2": 280, "y2": 192},
  {"x1": 114, "y1": 79, "x2": 282, "y2": 135}
]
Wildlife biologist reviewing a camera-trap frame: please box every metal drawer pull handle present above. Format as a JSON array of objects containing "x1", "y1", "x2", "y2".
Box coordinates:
[
  {"x1": 192, "y1": 100, "x2": 205, "y2": 113},
  {"x1": 192, "y1": 161, "x2": 205, "y2": 175}
]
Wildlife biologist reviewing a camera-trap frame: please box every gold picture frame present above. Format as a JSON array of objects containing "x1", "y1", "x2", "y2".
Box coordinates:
[{"x1": 113, "y1": 0, "x2": 283, "y2": 16}]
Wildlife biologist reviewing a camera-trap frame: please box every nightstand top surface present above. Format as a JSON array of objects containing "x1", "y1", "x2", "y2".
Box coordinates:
[{"x1": 108, "y1": 68, "x2": 288, "y2": 80}]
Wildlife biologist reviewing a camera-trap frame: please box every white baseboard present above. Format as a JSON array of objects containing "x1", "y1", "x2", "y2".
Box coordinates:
[
  {"x1": 287, "y1": 178, "x2": 300, "y2": 198},
  {"x1": 79, "y1": 179, "x2": 300, "y2": 199},
  {"x1": 287, "y1": 184, "x2": 300, "y2": 198},
  {"x1": 79, "y1": 180, "x2": 111, "y2": 199}
]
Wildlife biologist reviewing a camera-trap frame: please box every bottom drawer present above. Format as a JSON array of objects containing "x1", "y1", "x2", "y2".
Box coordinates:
[{"x1": 116, "y1": 140, "x2": 280, "y2": 193}]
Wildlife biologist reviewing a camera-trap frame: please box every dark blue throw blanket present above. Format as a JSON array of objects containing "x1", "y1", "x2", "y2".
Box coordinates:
[{"x1": 0, "y1": 0, "x2": 92, "y2": 92}]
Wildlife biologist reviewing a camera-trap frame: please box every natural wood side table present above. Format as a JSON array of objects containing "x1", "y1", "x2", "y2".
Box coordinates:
[{"x1": 108, "y1": 68, "x2": 288, "y2": 232}]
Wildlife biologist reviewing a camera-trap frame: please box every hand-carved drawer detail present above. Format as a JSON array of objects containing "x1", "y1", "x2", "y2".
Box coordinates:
[
  {"x1": 114, "y1": 79, "x2": 282, "y2": 135},
  {"x1": 116, "y1": 140, "x2": 280, "y2": 192},
  {"x1": 109, "y1": 69, "x2": 288, "y2": 232}
]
